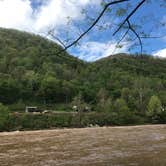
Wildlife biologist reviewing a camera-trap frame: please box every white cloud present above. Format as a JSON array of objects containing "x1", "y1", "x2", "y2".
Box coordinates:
[
  {"x1": 0, "y1": 0, "x2": 100, "y2": 33},
  {"x1": 0, "y1": 0, "x2": 33, "y2": 31},
  {"x1": 76, "y1": 41, "x2": 130, "y2": 61},
  {"x1": 153, "y1": 48, "x2": 166, "y2": 58},
  {"x1": 0, "y1": 0, "x2": 131, "y2": 61},
  {"x1": 34, "y1": 0, "x2": 88, "y2": 32}
]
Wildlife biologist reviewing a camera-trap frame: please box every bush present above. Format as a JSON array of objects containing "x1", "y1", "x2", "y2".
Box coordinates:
[{"x1": 0, "y1": 103, "x2": 9, "y2": 131}]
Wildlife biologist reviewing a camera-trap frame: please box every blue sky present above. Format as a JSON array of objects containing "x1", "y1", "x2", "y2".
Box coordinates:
[{"x1": 0, "y1": 0, "x2": 165, "y2": 61}]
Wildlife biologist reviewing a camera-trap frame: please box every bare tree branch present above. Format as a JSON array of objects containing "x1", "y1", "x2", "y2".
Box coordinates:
[
  {"x1": 47, "y1": 30, "x2": 66, "y2": 48},
  {"x1": 111, "y1": 0, "x2": 147, "y2": 56},
  {"x1": 127, "y1": 20, "x2": 143, "y2": 54},
  {"x1": 112, "y1": 20, "x2": 161, "y2": 56},
  {"x1": 50, "y1": 0, "x2": 154, "y2": 58},
  {"x1": 64, "y1": 0, "x2": 129, "y2": 51},
  {"x1": 140, "y1": 35, "x2": 166, "y2": 39},
  {"x1": 53, "y1": 0, "x2": 130, "y2": 55},
  {"x1": 113, "y1": 0, "x2": 146, "y2": 36},
  {"x1": 112, "y1": 27, "x2": 130, "y2": 54}
]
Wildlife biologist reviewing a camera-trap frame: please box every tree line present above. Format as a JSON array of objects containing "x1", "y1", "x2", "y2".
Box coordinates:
[{"x1": 0, "y1": 28, "x2": 165, "y2": 131}]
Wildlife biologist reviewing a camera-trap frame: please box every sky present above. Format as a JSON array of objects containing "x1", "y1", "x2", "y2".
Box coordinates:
[{"x1": 0, "y1": 0, "x2": 165, "y2": 61}]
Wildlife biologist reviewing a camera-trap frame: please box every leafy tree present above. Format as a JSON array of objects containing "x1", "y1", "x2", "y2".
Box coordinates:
[
  {"x1": 103, "y1": 98, "x2": 113, "y2": 112},
  {"x1": 113, "y1": 98, "x2": 140, "y2": 124},
  {"x1": 0, "y1": 103, "x2": 9, "y2": 130},
  {"x1": 114, "y1": 98, "x2": 129, "y2": 112},
  {"x1": 96, "y1": 88, "x2": 109, "y2": 110},
  {"x1": 133, "y1": 77, "x2": 152, "y2": 113},
  {"x1": 71, "y1": 94, "x2": 88, "y2": 112},
  {"x1": 121, "y1": 87, "x2": 130, "y2": 103},
  {"x1": 147, "y1": 95, "x2": 162, "y2": 117},
  {"x1": 62, "y1": 80, "x2": 76, "y2": 103},
  {"x1": 0, "y1": 78, "x2": 20, "y2": 104},
  {"x1": 39, "y1": 76, "x2": 61, "y2": 103}
]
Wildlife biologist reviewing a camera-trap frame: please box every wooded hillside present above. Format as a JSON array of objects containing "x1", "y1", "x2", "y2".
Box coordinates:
[{"x1": 0, "y1": 28, "x2": 165, "y2": 130}]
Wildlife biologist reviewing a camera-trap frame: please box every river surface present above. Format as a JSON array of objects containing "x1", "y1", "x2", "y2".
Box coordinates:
[{"x1": 0, "y1": 125, "x2": 166, "y2": 166}]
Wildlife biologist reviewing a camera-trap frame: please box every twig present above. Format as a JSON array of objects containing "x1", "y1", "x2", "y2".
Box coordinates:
[
  {"x1": 112, "y1": 27, "x2": 130, "y2": 54},
  {"x1": 47, "y1": 30, "x2": 66, "y2": 48}
]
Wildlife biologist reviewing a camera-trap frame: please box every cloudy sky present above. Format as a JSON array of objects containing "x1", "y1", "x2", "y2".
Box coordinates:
[{"x1": 0, "y1": 0, "x2": 165, "y2": 61}]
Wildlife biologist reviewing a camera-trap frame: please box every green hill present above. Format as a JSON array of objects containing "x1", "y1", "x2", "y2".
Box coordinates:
[
  {"x1": 0, "y1": 28, "x2": 85, "y2": 105},
  {"x1": 79, "y1": 54, "x2": 166, "y2": 111},
  {"x1": 0, "y1": 28, "x2": 165, "y2": 128}
]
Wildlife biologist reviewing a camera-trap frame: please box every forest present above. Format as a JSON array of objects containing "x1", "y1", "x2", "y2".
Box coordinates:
[{"x1": 0, "y1": 28, "x2": 166, "y2": 131}]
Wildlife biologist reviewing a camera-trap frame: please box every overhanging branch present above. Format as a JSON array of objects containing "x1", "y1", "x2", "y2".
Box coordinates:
[
  {"x1": 53, "y1": 0, "x2": 129, "y2": 55},
  {"x1": 50, "y1": 0, "x2": 148, "y2": 57},
  {"x1": 127, "y1": 20, "x2": 143, "y2": 54},
  {"x1": 113, "y1": 0, "x2": 146, "y2": 36},
  {"x1": 64, "y1": 0, "x2": 129, "y2": 51}
]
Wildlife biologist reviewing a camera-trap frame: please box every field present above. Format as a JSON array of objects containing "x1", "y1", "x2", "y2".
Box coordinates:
[{"x1": 0, "y1": 125, "x2": 166, "y2": 166}]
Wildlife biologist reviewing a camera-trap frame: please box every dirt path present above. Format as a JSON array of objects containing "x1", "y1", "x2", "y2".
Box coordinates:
[{"x1": 0, "y1": 125, "x2": 166, "y2": 166}]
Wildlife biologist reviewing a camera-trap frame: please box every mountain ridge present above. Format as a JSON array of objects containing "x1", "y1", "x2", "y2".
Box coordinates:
[{"x1": 0, "y1": 28, "x2": 165, "y2": 113}]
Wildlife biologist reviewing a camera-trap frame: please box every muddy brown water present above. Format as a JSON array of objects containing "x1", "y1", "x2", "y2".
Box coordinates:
[{"x1": 0, "y1": 125, "x2": 166, "y2": 166}]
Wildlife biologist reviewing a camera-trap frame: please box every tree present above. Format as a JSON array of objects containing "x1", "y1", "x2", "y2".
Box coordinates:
[
  {"x1": 121, "y1": 87, "x2": 130, "y2": 103},
  {"x1": 62, "y1": 80, "x2": 76, "y2": 103},
  {"x1": 71, "y1": 94, "x2": 88, "y2": 112},
  {"x1": 0, "y1": 103, "x2": 9, "y2": 130},
  {"x1": 96, "y1": 88, "x2": 109, "y2": 111},
  {"x1": 147, "y1": 95, "x2": 162, "y2": 117},
  {"x1": 114, "y1": 98, "x2": 138, "y2": 124},
  {"x1": 39, "y1": 76, "x2": 61, "y2": 103},
  {"x1": 133, "y1": 77, "x2": 152, "y2": 113},
  {"x1": 0, "y1": 78, "x2": 20, "y2": 104},
  {"x1": 103, "y1": 98, "x2": 113, "y2": 112},
  {"x1": 48, "y1": 0, "x2": 166, "y2": 56},
  {"x1": 114, "y1": 98, "x2": 129, "y2": 112}
]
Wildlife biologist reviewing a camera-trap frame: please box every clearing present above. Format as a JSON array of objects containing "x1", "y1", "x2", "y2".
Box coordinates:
[{"x1": 0, "y1": 125, "x2": 166, "y2": 166}]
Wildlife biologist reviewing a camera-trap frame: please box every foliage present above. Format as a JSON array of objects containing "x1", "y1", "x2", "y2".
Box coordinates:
[
  {"x1": 5, "y1": 111, "x2": 145, "y2": 131},
  {"x1": 147, "y1": 95, "x2": 162, "y2": 116},
  {"x1": 0, "y1": 28, "x2": 165, "y2": 131},
  {"x1": 0, "y1": 103, "x2": 9, "y2": 131}
]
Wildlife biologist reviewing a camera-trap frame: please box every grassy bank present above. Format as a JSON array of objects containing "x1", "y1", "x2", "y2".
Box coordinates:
[{"x1": 1, "y1": 111, "x2": 165, "y2": 132}]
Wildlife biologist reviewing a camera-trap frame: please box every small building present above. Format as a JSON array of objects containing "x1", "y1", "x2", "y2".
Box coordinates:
[{"x1": 25, "y1": 106, "x2": 42, "y2": 113}]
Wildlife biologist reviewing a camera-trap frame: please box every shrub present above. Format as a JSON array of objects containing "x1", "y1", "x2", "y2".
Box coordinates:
[{"x1": 0, "y1": 103, "x2": 9, "y2": 131}]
